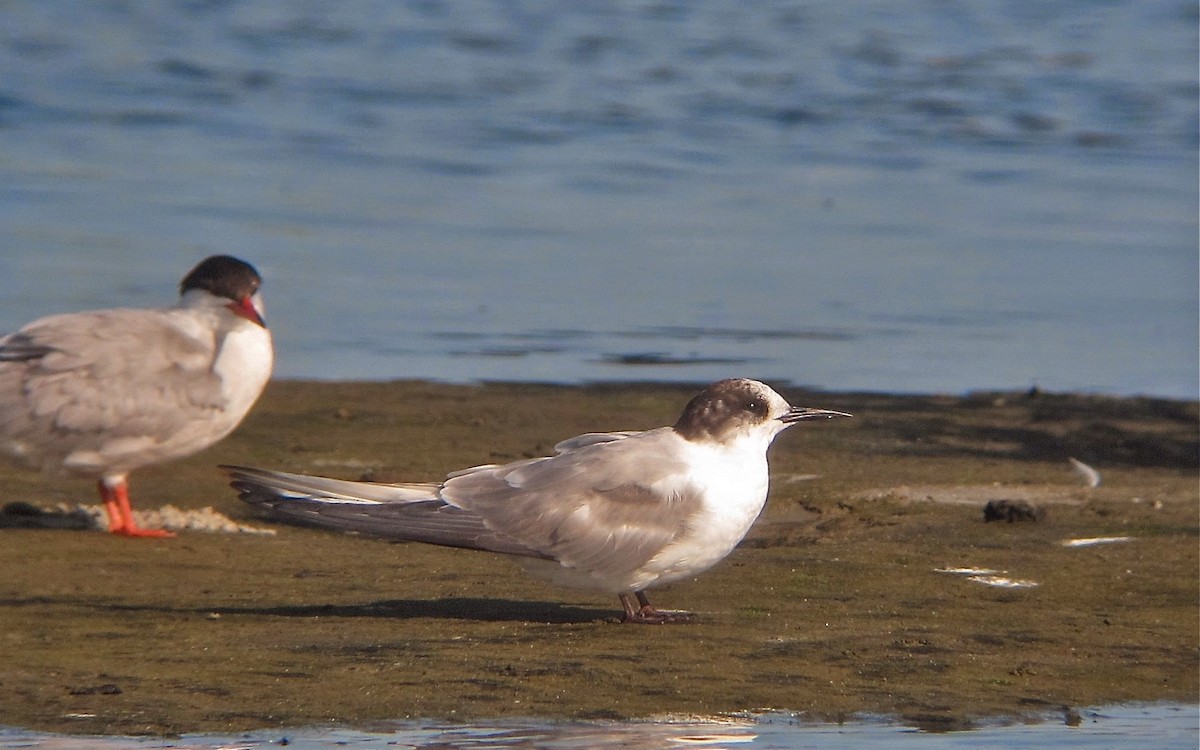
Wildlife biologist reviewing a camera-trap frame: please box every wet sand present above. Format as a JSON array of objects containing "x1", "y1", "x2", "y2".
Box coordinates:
[{"x1": 0, "y1": 380, "x2": 1195, "y2": 736}]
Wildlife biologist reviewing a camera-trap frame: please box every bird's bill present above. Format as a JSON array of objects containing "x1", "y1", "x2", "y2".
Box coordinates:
[
  {"x1": 228, "y1": 295, "x2": 267, "y2": 327},
  {"x1": 779, "y1": 406, "x2": 853, "y2": 424}
]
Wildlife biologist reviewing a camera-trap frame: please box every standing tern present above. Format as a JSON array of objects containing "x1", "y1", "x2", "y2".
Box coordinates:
[
  {"x1": 0, "y1": 255, "x2": 273, "y2": 537},
  {"x1": 226, "y1": 378, "x2": 849, "y2": 622}
]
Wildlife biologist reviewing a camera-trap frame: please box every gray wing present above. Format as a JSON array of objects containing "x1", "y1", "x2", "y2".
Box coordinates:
[
  {"x1": 440, "y1": 427, "x2": 701, "y2": 580},
  {"x1": 226, "y1": 428, "x2": 700, "y2": 578},
  {"x1": 0, "y1": 309, "x2": 227, "y2": 443},
  {"x1": 224, "y1": 465, "x2": 549, "y2": 559}
]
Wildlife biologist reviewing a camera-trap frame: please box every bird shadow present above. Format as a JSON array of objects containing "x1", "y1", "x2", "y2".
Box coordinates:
[
  {"x1": 0, "y1": 595, "x2": 616, "y2": 624},
  {"x1": 209, "y1": 597, "x2": 617, "y2": 623}
]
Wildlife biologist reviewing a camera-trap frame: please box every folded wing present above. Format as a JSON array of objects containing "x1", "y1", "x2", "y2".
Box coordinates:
[
  {"x1": 228, "y1": 427, "x2": 702, "y2": 582},
  {"x1": 440, "y1": 427, "x2": 701, "y2": 580},
  {"x1": 0, "y1": 310, "x2": 228, "y2": 442}
]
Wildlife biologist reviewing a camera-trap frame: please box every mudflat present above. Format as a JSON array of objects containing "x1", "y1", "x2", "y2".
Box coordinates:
[{"x1": 0, "y1": 380, "x2": 1195, "y2": 735}]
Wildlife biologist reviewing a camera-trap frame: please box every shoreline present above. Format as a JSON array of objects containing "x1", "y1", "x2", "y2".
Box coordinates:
[
  {"x1": 270, "y1": 375, "x2": 1200, "y2": 404},
  {"x1": 0, "y1": 380, "x2": 1196, "y2": 735}
]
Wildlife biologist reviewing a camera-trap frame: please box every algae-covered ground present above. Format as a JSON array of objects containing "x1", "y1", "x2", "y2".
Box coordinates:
[{"x1": 0, "y1": 380, "x2": 1196, "y2": 736}]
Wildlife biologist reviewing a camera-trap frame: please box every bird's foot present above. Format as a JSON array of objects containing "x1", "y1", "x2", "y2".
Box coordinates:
[
  {"x1": 618, "y1": 593, "x2": 693, "y2": 624},
  {"x1": 98, "y1": 479, "x2": 175, "y2": 538},
  {"x1": 622, "y1": 606, "x2": 694, "y2": 624}
]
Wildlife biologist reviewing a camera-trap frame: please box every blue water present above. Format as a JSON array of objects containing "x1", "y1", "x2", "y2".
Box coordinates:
[
  {"x1": 0, "y1": 1, "x2": 1196, "y2": 398},
  {"x1": 1, "y1": 704, "x2": 1197, "y2": 749}
]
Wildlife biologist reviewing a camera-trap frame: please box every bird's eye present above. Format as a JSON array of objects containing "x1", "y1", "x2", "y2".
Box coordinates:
[{"x1": 743, "y1": 397, "x2": 772, "y2": 418}]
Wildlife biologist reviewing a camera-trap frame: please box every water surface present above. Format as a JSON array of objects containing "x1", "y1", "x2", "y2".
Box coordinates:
[
  {"x1": 1, "y1": 704, "x2": 1196, "y2": 750},
  {"x1": 0, "y1": 2, "x2": 1196, "y2": 396}
]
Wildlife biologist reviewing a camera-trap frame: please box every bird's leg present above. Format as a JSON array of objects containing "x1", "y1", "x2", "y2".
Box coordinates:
[
  {"x1": 619, "y1": 593, "x2": 640, "y2": 621},
  {"x1": 97, "y1": 478, "x2": 126, "y2": 533},
  {"x1": 97, "y1": 478, "x2": 174, "y2": 538},
  {"x1": 618, "y1": 591, "x2": 693, "y2": 624}
]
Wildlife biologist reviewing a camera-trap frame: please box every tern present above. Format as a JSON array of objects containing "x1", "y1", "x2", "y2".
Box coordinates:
[
  {"x1": 0, "y1": 255, "x2": 273, "y2": 537},
  {"x1": 226, "y1": 378, "x2": 849, "y2": 622}
]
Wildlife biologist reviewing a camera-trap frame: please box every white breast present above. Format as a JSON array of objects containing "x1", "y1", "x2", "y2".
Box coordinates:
[
  {"x1": 213, "y1": 320, "x2": 274, "y2": 422},
  {"x1": 630, "y1": 436, "x2": 771, "y2": 590}
]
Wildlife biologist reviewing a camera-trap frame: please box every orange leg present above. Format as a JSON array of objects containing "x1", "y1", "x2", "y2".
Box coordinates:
[{"x1": 97, "y1": 478, "x2": 174, "y2": 538}]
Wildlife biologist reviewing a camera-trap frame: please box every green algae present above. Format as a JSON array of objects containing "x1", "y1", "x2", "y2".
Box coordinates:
[{"x1": 0, "y1": 381, "x2": 1195, "y2": 735}]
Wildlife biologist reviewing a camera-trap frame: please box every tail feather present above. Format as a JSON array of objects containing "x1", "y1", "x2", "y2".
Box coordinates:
[{"x1": 221, "y1": 464, "x2": 438, "y2": 503}]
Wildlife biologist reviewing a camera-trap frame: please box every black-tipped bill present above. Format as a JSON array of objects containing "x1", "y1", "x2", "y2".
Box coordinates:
[{"x1": 779, "y1": 407, "x2": 853, "y2": 424}]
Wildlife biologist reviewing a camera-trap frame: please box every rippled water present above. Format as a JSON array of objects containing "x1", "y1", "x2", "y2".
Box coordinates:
[
  {"x1": 1, "y1": 1, "x2": 1196, "y2": 397},
  {"x1": 1, "y1": 704, "x2": 1197, "y2": 749}
]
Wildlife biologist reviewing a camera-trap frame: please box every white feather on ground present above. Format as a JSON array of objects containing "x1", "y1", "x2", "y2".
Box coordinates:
[
  {"x1": 1061, "y1": 536, "x2": 1133, "y2": 548},
  {"x1": 935, "y1": 567, "x2": 1038, "y2": 588},
  {"x1": 1068, "y1": 457, "x2": 1101, "y2": 487}
]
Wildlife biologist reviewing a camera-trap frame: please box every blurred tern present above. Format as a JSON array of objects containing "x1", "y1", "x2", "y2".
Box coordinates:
[
  {"x1": 0, "y1": 256, "x2": 273, "y2": 537},
  {"x1": 226, "y1": 378, "x2": 849, "y2": 622}
]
